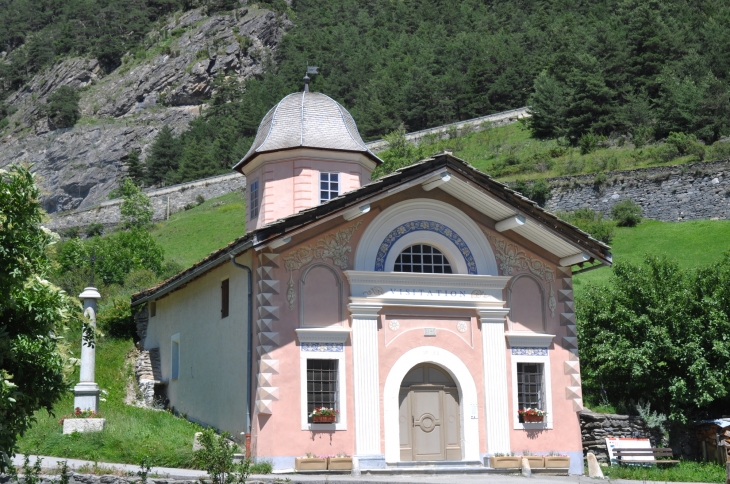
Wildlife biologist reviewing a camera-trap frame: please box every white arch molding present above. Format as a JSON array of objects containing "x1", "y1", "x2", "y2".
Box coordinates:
[
  {"x1": 383, "y1": 346, "x2": 481, "y2": 463},
  {"x1": 355, "y1": 199, "x2": 498, "y2": 275}
]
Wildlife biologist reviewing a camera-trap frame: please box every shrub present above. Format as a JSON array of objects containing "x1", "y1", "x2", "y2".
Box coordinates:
[
  {"x1": 707, "y1": 140, "x2": 730, "y2": 161},
  {"x1": 85, "y1": 223, "x2": 104, "y2": 237},
  {"x1": 193, "y1": 429, "x2": 250, "y2": 484},
  {"x1": 557, "y1": 208, "x2": 615, "y2": 243},
  {"x1": 579, "y1": 132, "x2": 599, "y2": 155},
  {"x1": 650, "y1": 143, "x2": 680, "y2": 163},
  {"x1": 196, "y1": 195, "x2": 205, "y2": 205},
  {"x1": 62, "y1": 226, "x2": 80, "y2": 239},
  {"x1": 667, "y1": 132, "x2": 705, "y2": 160},
  {"x1": 249, "y1": 460, "x2": 273, "y2": 474},
  {"x1": 611, "y1": 199, "x2": 642, "y2": 227},
  {"x1": 46, "y1": 86, "x2": 81, "y2": 129},
  {"x1": 98, "y1": 297, "x2": 135, "y2": 339},
  {"x1": 548, "y1": 146, "x2": 567, "y2": 158}
]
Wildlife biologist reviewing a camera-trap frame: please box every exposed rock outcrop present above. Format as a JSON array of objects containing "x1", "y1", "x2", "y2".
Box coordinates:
[{"x1": 0, "y1": 6, "x2": 292, "y2": 213}]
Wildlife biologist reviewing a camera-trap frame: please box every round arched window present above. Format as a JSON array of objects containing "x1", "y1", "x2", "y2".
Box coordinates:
[{"x1": 393, "y1": 244, "x2": 453, "y2": 273}]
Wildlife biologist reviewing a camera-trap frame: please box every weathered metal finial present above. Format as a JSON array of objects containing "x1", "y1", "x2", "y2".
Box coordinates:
[{"x1": 304, "y1": 65, "x2": 318, "y2": 92}]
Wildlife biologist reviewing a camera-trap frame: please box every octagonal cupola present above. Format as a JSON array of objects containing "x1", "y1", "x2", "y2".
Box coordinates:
[{"x1": 233, "y1": 91, "x2": 381, "y2": 232}]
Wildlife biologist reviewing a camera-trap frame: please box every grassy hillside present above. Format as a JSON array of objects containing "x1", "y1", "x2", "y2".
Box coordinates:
[
  {"x1": 150, "y1": 191, "x2": 246, "y2": 267},
  {"x1": 376, "y1": 121, "x2": 730, "y2": 183},
  {"x1": 17, "y1": 329, "x2": 200, "y2": 467},
  {"x1": 573, "y1": 219, "x2": 730, "y2": 299}
]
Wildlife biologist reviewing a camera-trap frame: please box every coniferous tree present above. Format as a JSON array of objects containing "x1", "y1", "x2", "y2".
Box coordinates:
[
  {"x1": 124, "y1": 150, "x2": 146, "y2": 187},
  {"x1": 145, "y1": 126, "x2": 181, "y2": 186}
]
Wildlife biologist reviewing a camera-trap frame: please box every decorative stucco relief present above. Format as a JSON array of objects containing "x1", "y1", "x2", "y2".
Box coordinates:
[
  {"x1": 485, "y1": 233, "x2": 557, "y2": 317},
  {"x1": 511, "y1": 347, "x2": 548, "y2": 356},
  {"x1": 283, "y1": 221, "x2": 362, "y2": 311},
  {"x1": 301, "y1": 342, "x2": 344, "y2": 353}
]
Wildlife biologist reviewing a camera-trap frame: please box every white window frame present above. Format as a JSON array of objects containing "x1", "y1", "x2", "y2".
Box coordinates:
[
  {"x1": 171, "y1": 333, "x2": 180, "y2": 381},
  {"x1": 319, "y1": 172, "x2": 340, "y2": 203},
  {"x1": 511, "y1": 352, "x2": 553, "y2": 430},
  {"x1": 249, "y1": 179, "x2": 260, "y2": 220},
  {"x1": 300, "y1": 346, "x2": 347, "y2": 431}
]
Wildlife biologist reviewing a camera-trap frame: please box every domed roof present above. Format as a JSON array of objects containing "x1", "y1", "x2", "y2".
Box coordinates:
[{"x1": 233, "y1": 92, "x2": 381, "y2": 171}]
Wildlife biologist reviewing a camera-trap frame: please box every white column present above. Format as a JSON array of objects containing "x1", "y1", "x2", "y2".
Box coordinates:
[
  {"x1": 349, "y1": 303, "x2": 383, "y2": 467},
  {"x1": 479, "y1": 308, "x2": 511, "y2": 455},
  {"x1": 74, "y1": 287, "x2": 101, "y2": 412}
]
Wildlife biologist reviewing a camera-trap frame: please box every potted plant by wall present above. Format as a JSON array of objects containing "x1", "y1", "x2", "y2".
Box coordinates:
[
  {"x1": 489, "y1": 453, "x2": 521, "y2": 468},
  {"x1": 518, "y1": 408, "x2": 547, "y2": 423},
  {"x1": 520, "y1": 451, "x2": 545, "y2": 468},
  {"x1": 544, "y1": 452, "x2": 571, "y2": 468},
  {"x1": 327, "y1": 453, "x2": 353, "y2": 470},
  {"x1": 295, "y1": 453, "x2": 328, "y2": 471},
  {"x1": 310, "y1": 407, "x2": 338, "y2": 423}
]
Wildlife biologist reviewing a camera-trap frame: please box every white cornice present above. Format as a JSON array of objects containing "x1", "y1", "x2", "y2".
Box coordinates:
[
  {"x1": 505, "y1": 332, "x2": 556, "y2": 348},
  {"x1": 295, "y1": 328, "x2": 352, "y2": 344}
]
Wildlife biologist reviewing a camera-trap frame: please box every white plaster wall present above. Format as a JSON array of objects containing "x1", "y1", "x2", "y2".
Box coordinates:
[{"x1": 144, "y1": 251, "x2": 253, "y2": 438}]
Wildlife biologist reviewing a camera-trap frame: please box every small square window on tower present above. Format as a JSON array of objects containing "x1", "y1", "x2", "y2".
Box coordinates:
[
  {"x1": 249, "y1": 179, "x2": 260, "y2": 219},
  {"x1": 221, "y1": 279, "x2": 229, "y2": 318},
  {"x1": 320, "y1": 172, "x2": 339, "y2": 203}
]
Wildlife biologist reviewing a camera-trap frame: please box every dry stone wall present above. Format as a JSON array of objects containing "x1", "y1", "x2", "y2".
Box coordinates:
[
  {"x1": 545, "y1": 159, "x2": 730, "y2": 221},
  {"x1": 45, "y1": 173, "x2": 245, "y2": 232},
  {"x1": 580, "y1": 409, "x2": 665, "y2": 462}
]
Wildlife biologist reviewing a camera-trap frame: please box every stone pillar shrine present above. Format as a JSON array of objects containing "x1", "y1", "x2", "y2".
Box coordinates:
[{"x1": 74, "y1": 286, "x2": 101, "y2": 412}]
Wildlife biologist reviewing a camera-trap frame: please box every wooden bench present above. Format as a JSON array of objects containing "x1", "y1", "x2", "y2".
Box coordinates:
[{"x1": 614, "y1": 448, "x2": 679, "y2": 465}]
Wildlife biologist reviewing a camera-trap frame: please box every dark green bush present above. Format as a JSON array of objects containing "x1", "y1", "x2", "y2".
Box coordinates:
[
  {"x1": 46, "y1": 86, "x2": 80, "y2": 129},
  {"x1": 611, "y1": 199, "x2": 642, "y2": 227},
  {"x1": 667, "y1": 132, "x2": 705, "y2": 160},
  {"x1": 557, "y1": 208, "x2": 615, "y2": 243},
  {"x1": 85, "y1": 223, "x2": 104, "y2": 237},
  {"x1": 98, "y1": 297, "x2": 135, "y2": 339},
  {"x1": 579, "y1": 132, "x2": 599, "y2": 155}
]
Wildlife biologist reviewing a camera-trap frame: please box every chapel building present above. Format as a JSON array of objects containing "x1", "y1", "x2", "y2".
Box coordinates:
[{"x1": 131, "y1": 89, "x2": 611, "y2": 474}]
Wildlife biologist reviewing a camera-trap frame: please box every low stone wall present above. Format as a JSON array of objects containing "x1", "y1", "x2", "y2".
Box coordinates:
[
  {"x1": 545, "y1": 159, "x2": 730, "y2": 221},
  {"x1": 580, "y1": 409, "x2": 665, "y2": 462},
  {"x1": 46, "y1": 173, "x2": 245, "y2": 232}
]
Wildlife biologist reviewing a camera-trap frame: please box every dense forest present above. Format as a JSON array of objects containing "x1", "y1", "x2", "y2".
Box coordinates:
[{"x1": 2, "y1": 0, "x2": 730, "y2": 185}]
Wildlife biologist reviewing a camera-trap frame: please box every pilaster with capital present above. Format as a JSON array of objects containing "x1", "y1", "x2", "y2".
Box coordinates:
[
  {"x1": 349, "y1": 303, "x2": 384, "y2": 465},
  {"x1": 479, "y1": 307, "x2": 511, "y2": 454}
]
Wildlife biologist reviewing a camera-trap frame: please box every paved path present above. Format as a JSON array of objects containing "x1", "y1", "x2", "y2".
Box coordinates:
[{"x1": 12, "y1": 455, "x2": 713, "y2": 484}]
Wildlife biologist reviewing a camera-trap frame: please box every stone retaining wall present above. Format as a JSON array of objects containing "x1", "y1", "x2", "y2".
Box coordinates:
[
  {"x1": 545, "y1": 159, "x2": 730, "y2": 221},
  {"x1": 580, "y1": 409, "x2": 665, "y2": 462},
  {"x1": 46, "y1": 173, "x2": 245, "y2": 233}
]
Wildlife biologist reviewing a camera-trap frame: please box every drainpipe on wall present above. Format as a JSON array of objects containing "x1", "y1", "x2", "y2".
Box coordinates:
[{"x1": 230, "y1": 254, "x2": 253, "y2": 454}]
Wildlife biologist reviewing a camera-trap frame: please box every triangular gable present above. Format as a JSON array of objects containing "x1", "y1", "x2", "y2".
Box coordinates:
[{"x1": 131, "y1": 153, "x2": 610, "y2": 306}]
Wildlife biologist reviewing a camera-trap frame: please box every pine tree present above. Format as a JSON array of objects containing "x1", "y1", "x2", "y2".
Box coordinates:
[
  {"x1": 145, "y1": 125, "x2": 181, "y2": 186},
  {"x1": 124, "y1": 150, "x2": 145, "y2": 187},
  {"x1": 527, "y1": 71, "x2": 570, "y2": 138}
]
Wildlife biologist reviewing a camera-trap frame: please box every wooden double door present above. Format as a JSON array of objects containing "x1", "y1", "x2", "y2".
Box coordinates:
[{"x1": 399, "y1": 364, "x2": 462, "y2": 461}]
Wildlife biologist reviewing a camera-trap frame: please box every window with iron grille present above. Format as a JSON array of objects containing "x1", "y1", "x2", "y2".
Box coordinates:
[
  {"x1": 517, "y1": 362, "x2": 544, "y2": 410},
  {"x1": 306, "y1": 359, "x2": 338, "y2": 423},
  {"x1": 394, "y1": 244, "x2": 453, "y2": 273},
  {"x1": 249, "y1": 179, "x2": 260, "y2": 219},
  {"x1": 320, "y1": 172, "x2": 339, "y2": 203}
]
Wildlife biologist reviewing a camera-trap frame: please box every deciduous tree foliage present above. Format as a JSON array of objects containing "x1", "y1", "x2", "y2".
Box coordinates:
[
  {"x1": 0, "y1": 165, "x2": 74, "y2": 470},
  {"x1": 577, "y1": 255, "x2": 730, "y2": 422}
]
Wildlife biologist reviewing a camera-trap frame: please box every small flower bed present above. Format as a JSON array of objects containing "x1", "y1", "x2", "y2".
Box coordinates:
[{"x1": 58, "y1": 407, "x2": 102, "y2": 425}]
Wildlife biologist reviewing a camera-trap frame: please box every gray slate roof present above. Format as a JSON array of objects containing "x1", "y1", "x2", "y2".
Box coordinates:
[{"x1": 233, "y1": 92, "x2": 381, "y2": 171}]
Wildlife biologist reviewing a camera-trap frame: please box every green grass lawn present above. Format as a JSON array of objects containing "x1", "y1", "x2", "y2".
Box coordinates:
[
  {"x1": 573, "y1": 219, "x2": 730, "y2": 299},
  {"x1": 601, "y1": 461, "x2": 727, "y2": 483},
  {"x1": 17, "y1": 330, "x2": 200, "y2": 468},
  {"x1": 150, "y1": 191, "x2": 247, "y2": 267}
]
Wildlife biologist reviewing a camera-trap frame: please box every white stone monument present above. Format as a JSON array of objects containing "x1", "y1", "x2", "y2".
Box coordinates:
[{"x1": 74, "y1": 287, "x2": 101, "y2": 411}]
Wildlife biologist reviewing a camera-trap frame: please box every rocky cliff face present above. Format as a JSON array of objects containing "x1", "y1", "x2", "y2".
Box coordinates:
[{"x1": 0, "y1": 6, "x2": 291, "y2": 214}]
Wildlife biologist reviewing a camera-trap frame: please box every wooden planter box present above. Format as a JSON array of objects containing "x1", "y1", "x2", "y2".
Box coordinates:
[
  {"x1": 544, "y1": 456, "x2": 571, "y2": 468},
  {"x1": 523, "y1": 456, "x2": 545, "y2": 468},
  {"x1": 490, "y1": 456, "x2": 522, "y2": 468},
  {"x1": 295, "y1": 457, "x2": 327, "y2": 471},
  {"x1": 313, "y1": 415, "x2": 337, "y2": 423},
  {"x1": 327, "y1": 457, "x2": 353, "y2": 470},
  {"x1": 521, "y1": 414, "x2": 545, "y2": 423}
]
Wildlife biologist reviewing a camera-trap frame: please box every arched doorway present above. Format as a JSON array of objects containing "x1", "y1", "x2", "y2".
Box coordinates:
[{"x1": 399, "y1": 364, "x2": 462, "y2": 461}]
